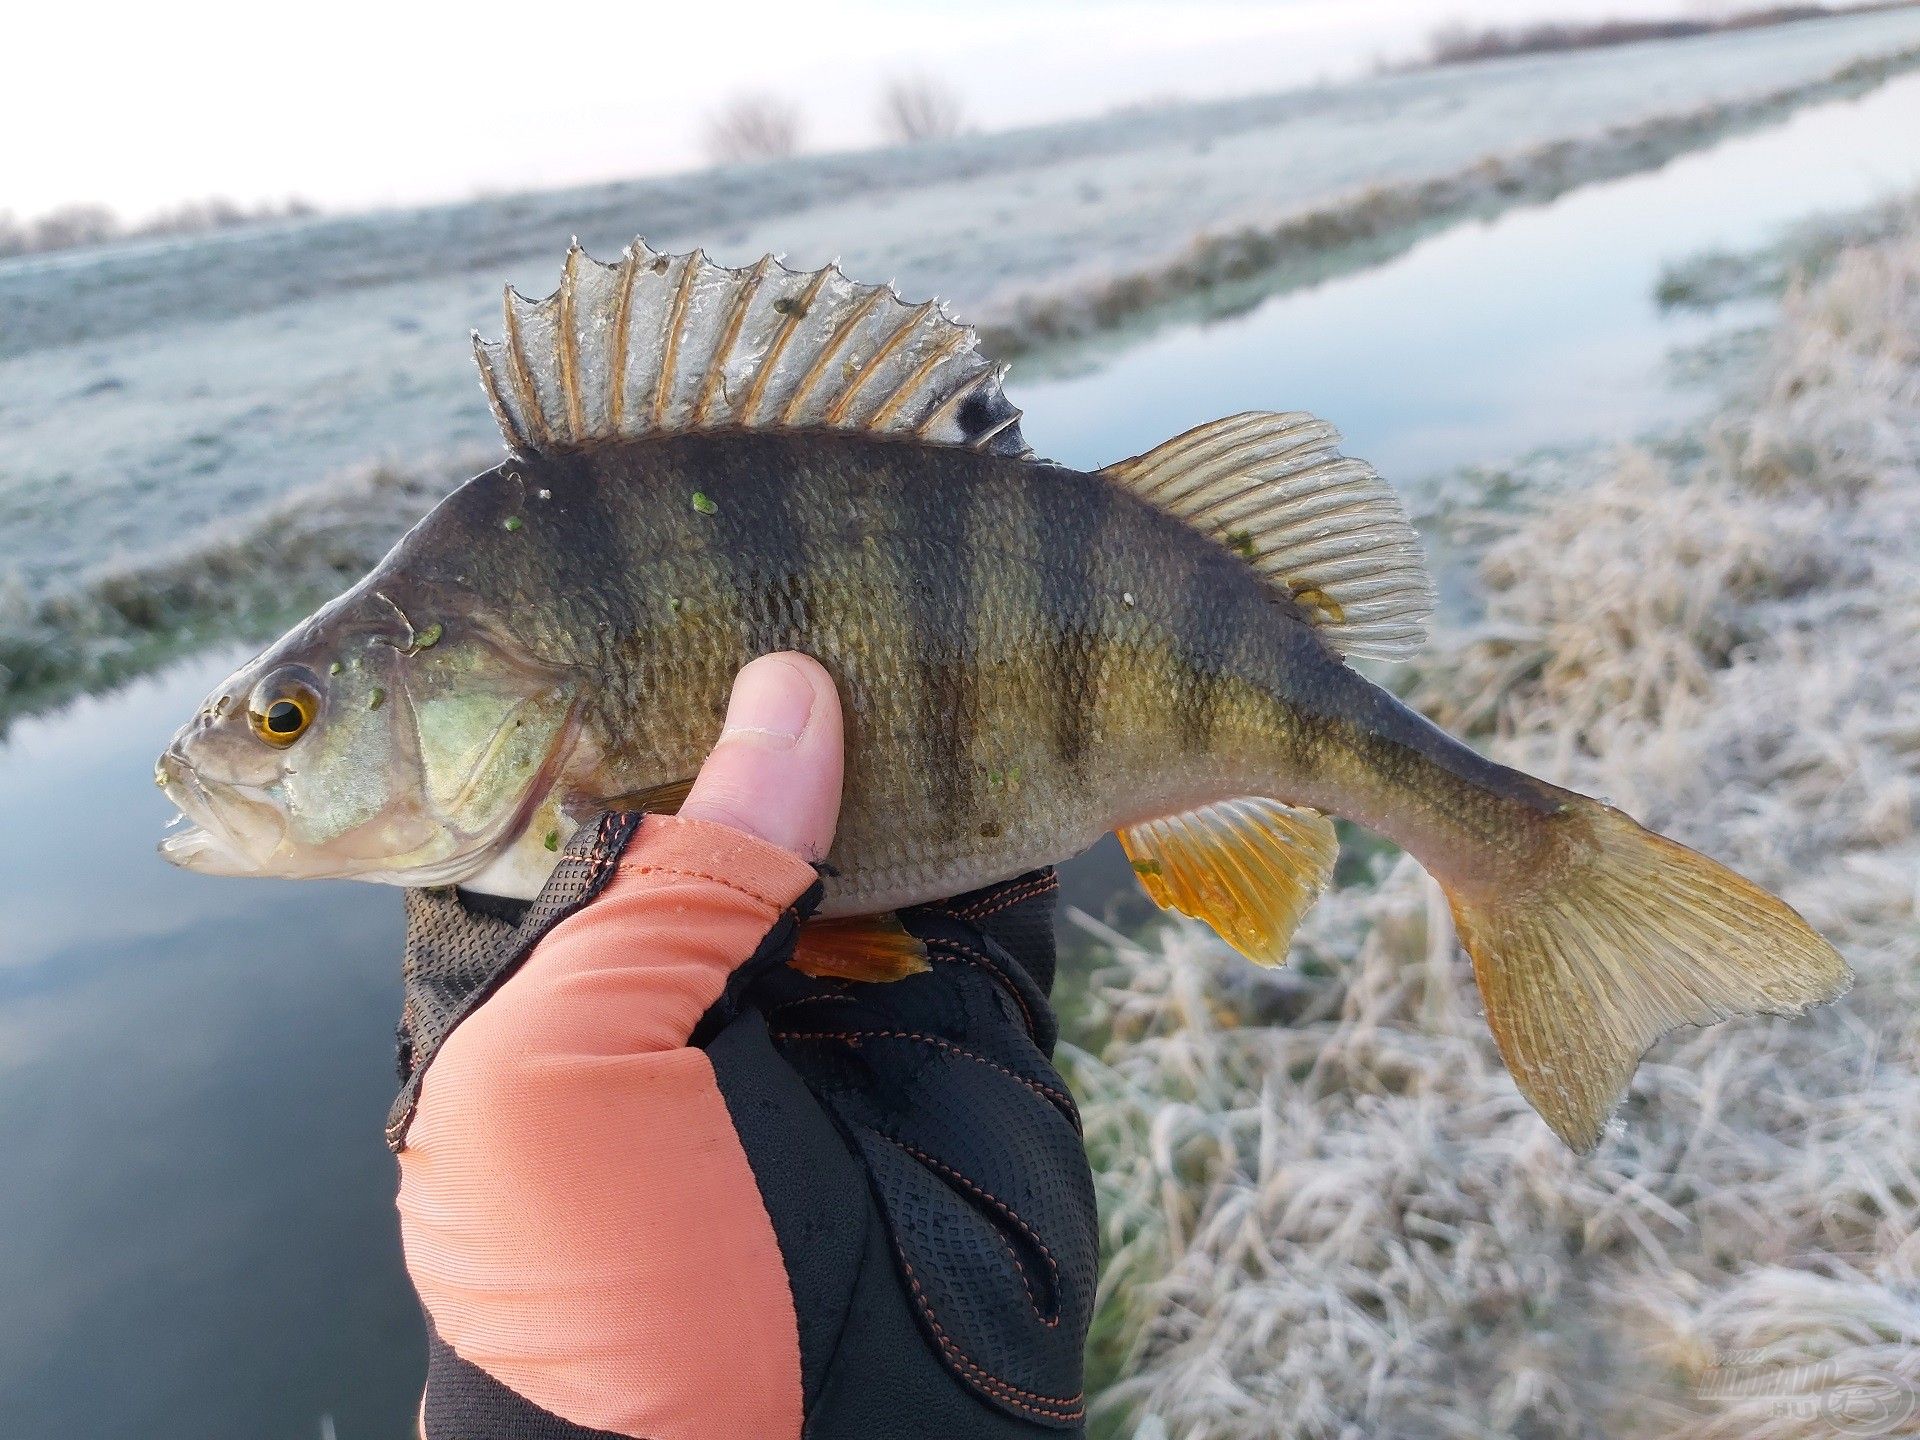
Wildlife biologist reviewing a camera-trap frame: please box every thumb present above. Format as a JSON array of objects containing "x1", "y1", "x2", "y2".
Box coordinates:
[{"x1": 677, "y1": 652, "x2": 844, "y2": 862}]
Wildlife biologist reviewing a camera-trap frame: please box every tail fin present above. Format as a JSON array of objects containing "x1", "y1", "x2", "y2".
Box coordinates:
[{"x1": 1444, "y1": 799, "x2": 1850, "y2": 1151}]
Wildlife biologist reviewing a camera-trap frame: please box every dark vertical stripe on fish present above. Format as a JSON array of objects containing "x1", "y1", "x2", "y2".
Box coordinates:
[
  {"x1": 1030, "y1": 463, "x2": 1102, "y2": 772},
  {"x1": 685, "y1": 437, "x2": 812, "y2": 657},
  {"x1": 1081, "y1": 472, "x2": 1139, "y2": 762},
  {"x1": 532, "y1": 453, "x2": 632, "y2": 662},
  {"x1": 1169, "y1": 543, "x2": 1226, "y2": 757},
  {"x1": 900, "y1": 450, "x2": 977, "y2": 824}
]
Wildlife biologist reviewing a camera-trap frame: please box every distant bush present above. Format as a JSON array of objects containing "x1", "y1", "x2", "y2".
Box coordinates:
[
  {"x1": 1422, "y1": 5, "x2": 1883, "y2": 67},
  {"x1": 877, "y1": 73, "x2": 966, "y2": 144},
  {"x1": 702, "y1": 94, "x2": 805, "y2": 165},
  {"x1": 0, "y1": 195, "x2": 316, "y2": 261},
  {"x1": 15, "y1": 203, "x2": 120, "y2": 252},
  {"x1": 142, "y1": 195, "x2": 315, "y2": 237}
]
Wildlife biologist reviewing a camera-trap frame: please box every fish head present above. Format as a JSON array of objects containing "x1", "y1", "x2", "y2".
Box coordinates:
[{"x1": 156, "y1": 584, "x2": 581, "y2": 888}]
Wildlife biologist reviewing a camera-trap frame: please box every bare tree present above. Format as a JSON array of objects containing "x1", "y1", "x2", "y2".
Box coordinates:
[
  {"x1": 702, "y1": 94, "x2": 805, "y2": 165},
  {"x1": 0, "y1": 196, "x2": 320, "y2": 261},
  {"x1": 877, "y1": 73, "x2": 965, "y2": 145},
  {"x1": 30, "y1": 203, "x2": 120, "y2": 252},
  {"x1": 146, "y1": 196, "x2": 248, "y2": 236}
]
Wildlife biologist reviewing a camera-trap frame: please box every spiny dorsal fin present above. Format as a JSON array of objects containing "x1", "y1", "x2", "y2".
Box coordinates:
[
  {"x1": 1118, "y1": 796, "x2": 1338, "y2": 965},
  {"x1": 1101, "y1": 412, "x2": 1434, "y2": 661},
  {"x1": 473, "y1": 241, "x2": 1030, "y2": 459}
]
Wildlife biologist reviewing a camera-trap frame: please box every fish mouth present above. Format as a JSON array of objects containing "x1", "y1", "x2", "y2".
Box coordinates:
[
  {"x1": 154, "y1": 747, "x2": 282, "y2": 876},
  {"x1": 158, "y1": 819, "x2": 261, "y2": 875}
]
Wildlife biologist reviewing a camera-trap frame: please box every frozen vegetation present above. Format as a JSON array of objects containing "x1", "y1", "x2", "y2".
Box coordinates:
[
  {"x1": 1062, "y1": 204, "x2": 1920, "y2": 1437},
  {"x1": 1658, "y1": 193, "x2": 1920, "y2": 311},
  {"x1": 0, "y1": 454, "x2": 485, "y2": 724},
  {"x1": 6, "y1": 7, "x2": 1920, "y2": 732},
  {"x1": 1415, "y1": 4, "x2": 1913, "y2": 68}
]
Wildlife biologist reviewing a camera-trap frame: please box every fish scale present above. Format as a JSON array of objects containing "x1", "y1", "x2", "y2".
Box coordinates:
[{"x1": 157, "y1": 242, "x2": 1850, "y2": 1153}]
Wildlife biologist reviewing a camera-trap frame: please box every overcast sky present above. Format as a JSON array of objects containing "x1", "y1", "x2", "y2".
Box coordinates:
[{"x1": 8, "y1": 0, "x2": 1784, "y2": 220}]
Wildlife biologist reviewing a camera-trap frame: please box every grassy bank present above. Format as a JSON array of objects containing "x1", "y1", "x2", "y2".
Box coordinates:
[
  {"x1": 1415, "y1": 5, "x2": 1918, "y2": 71},
  {"x1": 980, "y1": 41, "x2": 1920, "y2": 361},
  {"x1": 12, "y1": 8, "x2": 1920, "y2": 649},
  {"x1": 0, "y1": 456, "x2": 480, "y2": 733},
  {"x1": 1658, "y1": 194, "x2": 1918, "y2": 312},
  {"x1": 1064, "y1": 206, "x2": 1920, "y2": 1436}
]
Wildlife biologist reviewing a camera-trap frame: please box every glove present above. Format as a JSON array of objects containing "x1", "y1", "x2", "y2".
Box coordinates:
[{"x1": 387, "y1": 656, "x2": 1096, "y2": 1439}]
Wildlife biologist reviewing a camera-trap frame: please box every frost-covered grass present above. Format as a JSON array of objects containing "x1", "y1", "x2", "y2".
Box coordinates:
[
  {"x1": 0, "y1": 455, "x2": 480, "y2": 731},
  {"x1": 5, "y1": 6, "x2": 1920, "y2": 621},
  {"x1": 1064, "y1": 214, "x2": 1920, "y2": 1437},
  {"x1": 981, "y1": 38, "x2": 1920, "y2": 361},
  {"x1": 11, "y1": 32, "x2": 1920, "y2": 734},
  {"x1": 1658, "y1": 195, "x2": 1920, "y2": 312}
]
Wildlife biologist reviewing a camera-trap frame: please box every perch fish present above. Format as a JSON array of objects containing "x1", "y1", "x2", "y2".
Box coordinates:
[{"x1": 156, "y1": 243, "x2": 1848, "y2": 1150}]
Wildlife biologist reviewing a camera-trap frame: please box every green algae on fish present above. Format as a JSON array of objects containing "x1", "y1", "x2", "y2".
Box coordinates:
[{"x1": 154, "y1": 241, "x2": 1848, "y2": 1151}]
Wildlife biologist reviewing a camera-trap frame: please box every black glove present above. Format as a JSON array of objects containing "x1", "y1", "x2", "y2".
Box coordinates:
[{"x1": 391, "y1": 810, "x2": 1096, "y2": 1439}]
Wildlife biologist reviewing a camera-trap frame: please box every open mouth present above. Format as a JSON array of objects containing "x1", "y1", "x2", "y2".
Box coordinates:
[
  {"x1": 154, "y1": 749, "x2": 275, "y2": 876},
  {"x1": 158, "y1": 820, "x2": 259, "y2": 873}
]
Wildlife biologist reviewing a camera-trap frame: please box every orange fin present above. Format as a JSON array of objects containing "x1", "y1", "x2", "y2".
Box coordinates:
[
  {"x1": 789, "y1": 913, "x2": 931, "y2": 983},
  {"x1": 1118, "y1": 796, "x2": 1338, "y2": 965},
  {"x1": 1444, "y1": 796, "x2": 1849, "y2": 1152}
]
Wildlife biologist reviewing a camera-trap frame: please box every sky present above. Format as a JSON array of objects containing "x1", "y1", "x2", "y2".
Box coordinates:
[{"x1": 6, "y1": 0, "x2": 1790, "y2": 221}]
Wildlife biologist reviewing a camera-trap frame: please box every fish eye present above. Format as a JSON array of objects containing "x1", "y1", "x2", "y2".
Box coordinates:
[{"x1": 247, "y1": 671, "x2": 321, "y2": 748}]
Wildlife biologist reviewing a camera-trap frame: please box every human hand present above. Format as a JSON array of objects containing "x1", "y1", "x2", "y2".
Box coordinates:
[
  {"x1": 395, "y1": 653, "x2": 844, "y2": 1439},
  {"x1": 387, "y1": 652, "x2": 1095, "y2": 1440}
]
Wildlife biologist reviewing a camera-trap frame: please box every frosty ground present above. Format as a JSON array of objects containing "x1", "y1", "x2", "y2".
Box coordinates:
[
  {"x1": 1063, "y1": 197, "x2": 1920, "y2": 1438},
  {"x1": 6, "y1": 4, "x2": 1920, "y2": 710}
]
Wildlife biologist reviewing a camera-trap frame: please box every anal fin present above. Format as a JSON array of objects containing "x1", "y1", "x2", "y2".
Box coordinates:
[
  {"x1": 790, "y1": 913, "x2": 932, "y2": 983},
  {"x1": 1119, "y1": 796, "x2": 1338, "y2": 965}
]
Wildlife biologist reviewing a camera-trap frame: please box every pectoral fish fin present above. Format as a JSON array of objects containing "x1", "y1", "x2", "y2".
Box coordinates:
[
  {"x1": 1100, "y1": 412, "x2": 1434, "y2": 661},
  {"x1": 475, "y1": 243, "x2": 1029, "y2": 459},
  {"x1": 790, "y1": 913, "x2": 932, "y2": 983},
  {"x1": 1445, "y1": 795, "x2": 1850, "y2": 1152},
  {"x1": 1118, "y1": 796, "x2": 1338, "y2": 965}
]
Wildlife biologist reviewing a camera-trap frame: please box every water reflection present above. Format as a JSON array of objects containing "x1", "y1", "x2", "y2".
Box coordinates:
[
  {"x1": 0, "y1": 655, "x2": 421, "y2": 1439},
  {"x1": 1018, "y1": 70, "x2": 1920, "y2": 488}
]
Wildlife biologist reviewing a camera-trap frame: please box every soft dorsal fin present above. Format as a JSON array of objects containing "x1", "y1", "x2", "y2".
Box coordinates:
[
  {"x1": 1118, "y1": 796, "x2": 1338, "y2": 965},
  {"x1": 1100, "y1": 412, "x2": 1435, "y2": 661},
  {"x1": 473, "y1": 241, "x2": 1030, "y2": 459}
]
